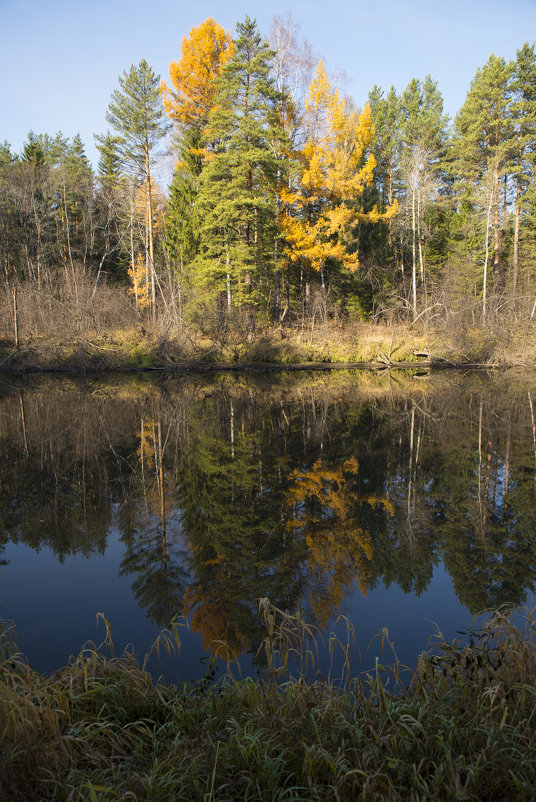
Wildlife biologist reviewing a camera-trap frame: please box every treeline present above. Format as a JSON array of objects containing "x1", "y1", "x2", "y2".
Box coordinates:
[{"x1": 1, "y1": 15, "x2": 535, "y2": 341}]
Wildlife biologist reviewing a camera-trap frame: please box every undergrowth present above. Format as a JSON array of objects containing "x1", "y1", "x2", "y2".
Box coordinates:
[
  {"x1": 5, "y1": 318, "x2": 535, "y2": 372},
  {"x1": 1, "y1": 602, "x2": 536, "y2": 800}
]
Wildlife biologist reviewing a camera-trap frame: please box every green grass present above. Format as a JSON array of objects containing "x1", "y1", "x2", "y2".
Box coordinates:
[{"x1": 1, "y1": 603, "x2": 536, "y2": 800}]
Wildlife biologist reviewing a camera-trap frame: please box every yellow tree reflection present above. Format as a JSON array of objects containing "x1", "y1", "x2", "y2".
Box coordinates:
[
  {"x1": 285, "y1": 457, "x2": 393, "y2": 627},
  {"x1": 183, "y1": 585, "x2": 248, "y2": 660}
]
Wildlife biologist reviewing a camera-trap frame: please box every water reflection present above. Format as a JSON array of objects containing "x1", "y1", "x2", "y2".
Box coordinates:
[{"x1": 1, "y1": 370, "x2": 535, "y2": 673}]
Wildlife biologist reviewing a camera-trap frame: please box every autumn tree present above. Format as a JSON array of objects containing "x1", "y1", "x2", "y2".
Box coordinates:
[
  {"x1": 161, "y1": 18, "x2": 233, "y2": 310},
  {"x1": 284, "y1": 457, "x2": 392, "y2": 627},
  {"x1": 161, "y1": 18, "x2": 233, "y2": 130},
  {"x1": 280, "y1": 61, "x2": 397, "y2": 317},
  {"x1": 268, "y1": 14, "x2": 316, "y2": 320}
]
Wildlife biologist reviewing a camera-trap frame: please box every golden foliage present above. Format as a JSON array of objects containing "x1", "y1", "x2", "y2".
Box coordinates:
[
  {"x1": 184, "y1": 586, "x2": 248, "y2": 658},
  {"x1": 280, "y1": 62, "x2": 397, "y2": 274},
  {"x1": 135, "y1": 416, "x2": 176, "y2": 518},
  {"x1": 160, "y1": 18, "x2": 233, "y2": 127},
  {"x1": 128, "y1": 254, "x2": 150, "y2": 310},
  {"x1": 285, "y1": 457, "x2": 393, "y2": 628},
  {"x1": 135, "y1": 177, "x2": 167, "y2": 231}
]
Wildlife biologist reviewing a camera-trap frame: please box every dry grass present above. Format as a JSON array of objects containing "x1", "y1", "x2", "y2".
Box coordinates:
[
  {"x1": 1, "y1": 276, "x2": 536, "y2": 372},
  {"x1": 1, "y1": 603, "x2": 536, "y2": 801}
]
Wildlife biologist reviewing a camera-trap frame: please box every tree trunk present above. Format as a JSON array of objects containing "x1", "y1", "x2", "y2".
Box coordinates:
[
  {"x1": 411, "y1": 185, "x2": 417, "y2": 320},
  {"x1": 482, "y1": 187, "x2": 493, "y2": 321},
  {"x1": 492, "y1": 159, "x2": 500, "y2": 286},
  {"x1": 513, "y1": 172, "x2": 520, "y2": 299},
  {"x1": 225, "y1": 232, "x2": 232, "y2": 310},
  {"x1": 145, "y1": 144, "x2": 156, "y2": 325}
]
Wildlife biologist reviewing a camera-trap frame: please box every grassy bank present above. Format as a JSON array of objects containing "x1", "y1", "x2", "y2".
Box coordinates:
[
  {"x1": 2, "y1": 604, "x2": 536, "y2": 801},
  {"x1": 1, "y1": 318, "x2": 535, "y2": 373}
]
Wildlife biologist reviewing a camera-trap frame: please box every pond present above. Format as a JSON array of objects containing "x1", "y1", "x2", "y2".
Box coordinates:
[{"x1": 1, "y1": 368, "x2": 535, "y2": 683}]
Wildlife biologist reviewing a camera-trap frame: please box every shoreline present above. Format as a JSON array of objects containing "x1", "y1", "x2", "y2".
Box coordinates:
[
  {"x1": 1, "y1": 320, "x2": 534, "y2": 373},
  {"x1": 2, "y1": 606, "x2": 535, "y2": 800}
]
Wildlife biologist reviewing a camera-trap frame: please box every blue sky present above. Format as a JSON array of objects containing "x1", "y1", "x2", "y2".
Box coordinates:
[{"x1": 1, "y1": 0, "x2": 535, "y2": 175}]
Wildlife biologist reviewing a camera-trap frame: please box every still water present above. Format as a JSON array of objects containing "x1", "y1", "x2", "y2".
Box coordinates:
[{"x1": 1, "y1": 369, "x2": 535, "y2": 681}]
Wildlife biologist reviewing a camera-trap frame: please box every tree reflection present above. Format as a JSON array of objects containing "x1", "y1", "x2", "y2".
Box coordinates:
[
  {"x1": 119, "y1": 408, "x2": 188, "y2": 627},
  {"x1": 285, "y1": 457, "x2": 393, "y2": 627},
  {"x1": 1, "y1": 373, "x2": 536, "y2": 653}
]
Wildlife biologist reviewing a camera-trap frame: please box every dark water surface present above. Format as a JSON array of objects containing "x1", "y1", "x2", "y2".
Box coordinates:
[{"x1": 1, "y1": 369, "x2": 535, "y2": 681}]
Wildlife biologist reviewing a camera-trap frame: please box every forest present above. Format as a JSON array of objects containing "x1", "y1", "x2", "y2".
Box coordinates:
[{"x1": 1, "y1": 15, "x2": 535, "y2": 363}]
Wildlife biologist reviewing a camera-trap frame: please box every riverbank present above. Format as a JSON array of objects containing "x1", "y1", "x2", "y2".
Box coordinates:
[
  {"x1": 1, "y1": 319, "x2": 535, "y2": 373},
  {"x1": 1, "y1": 604, "x2": 535, "y2": 801}
]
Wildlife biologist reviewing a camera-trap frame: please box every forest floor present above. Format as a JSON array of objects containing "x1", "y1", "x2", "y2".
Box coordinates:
[{"x1": 0, "y1": 319, "x2": 535, "y2": 373}]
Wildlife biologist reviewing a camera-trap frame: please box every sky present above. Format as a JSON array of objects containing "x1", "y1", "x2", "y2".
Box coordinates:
[{"x1": 1, "y1": 0, "x2": 535, "y2": 179}]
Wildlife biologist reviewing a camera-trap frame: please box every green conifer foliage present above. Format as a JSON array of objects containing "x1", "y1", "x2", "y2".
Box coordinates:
[
  {"x1": 362, "y1": 86, "x2": 403, "y2": 307},
  {"x1": 451, "y1": 55, "x2": 513, "y2": 310},
  {"x1": 105, "y1": 60, "x2": 168, "y2": 320},
  {"x1": 94, "y1": 133, "x2": 125, "y2": 278},
  {"x1": 511, "y1": 43, "x2": 536, "y2": 300},
  {"x1": 165, "y1": 126, "x2": 202, "y2": 269},
  {"x1": 193, "y1": 16, "x2": 284, "y2": 328},
  {"x1": 0, "y1": 142, "x2": 21, "y2": 283}
]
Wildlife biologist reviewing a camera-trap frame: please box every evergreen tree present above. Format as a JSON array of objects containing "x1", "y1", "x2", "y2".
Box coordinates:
[
  {"x1": 362, "y1": 86, "x2": 403, "y2": 309},
  {"x1": 0, "y1": 142, "x2": 21, "y2": 284},
  {"x1": 397, "y1": 76, "x2": 449, "y2": 317},
  {"x1": 193, "y1": 16, "x2": 284, "y2": 329},
  {"x1": 510, "y1": 43, "x2": 536, "y2": 301},
  {"x1": 451, "y1": 55, "x2": 513, "y2": 317},
  {"x1": 50, "y1": 133, "x2": 94, "y2": 276},
  {"x1": 94, "y1": 132, "x2": 125, "y2": 280},
  {"x1": 19, "y1": 132, "x2": 52, "y2": 287},
  {"x1": 104, "y1": 59, "x2": 168, "y2": 320},
  {"x1": 165, "y1": 126, "x2": 202, "y2": 270}
]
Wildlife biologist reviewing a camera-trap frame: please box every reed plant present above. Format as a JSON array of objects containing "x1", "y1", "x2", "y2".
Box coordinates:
[{"x1": 1, "y1": 603, "x2": 535, "y2": 800}]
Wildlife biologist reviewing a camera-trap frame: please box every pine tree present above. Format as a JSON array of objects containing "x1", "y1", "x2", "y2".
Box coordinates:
[
  {"x1": 161, "y1": 19, "x2": 233, "y2": 324},
  {"x1": 368, "y1": 86, "x2": 402, "y2": 220},
  {"x1": 452, "y1": 55, "x2": 513, "y2": 317},
  {"x1": 51, "y1": 134, "x2": 94, "y2": 277},
  {"x1": 363, "y1": 85, "x2": 403, "y2": 307},
  {"x1": 398, "y1": 76, "x2": 448, "y2": 317},
  {"x1": 165, "y1": 126, "x2": 202, "y2": 269},
  {"x1": 94, "y1": 133, "x2": 127, "y2": 280},
  {"x1": 20, "y1": 132, "x2": 51, "y2": 287},
  {"x1": 104, "y1": 60, "x2": 168, "y2": 321},
  {"x1": 510, "y1": 43, "x2": 536, "y2": 300},
  {"x1": 0, "y1": 142, "x2": 21, "y2": 284},
  {"x1": 193, "y1": 16, "x2": 284, "y2": 329}
]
